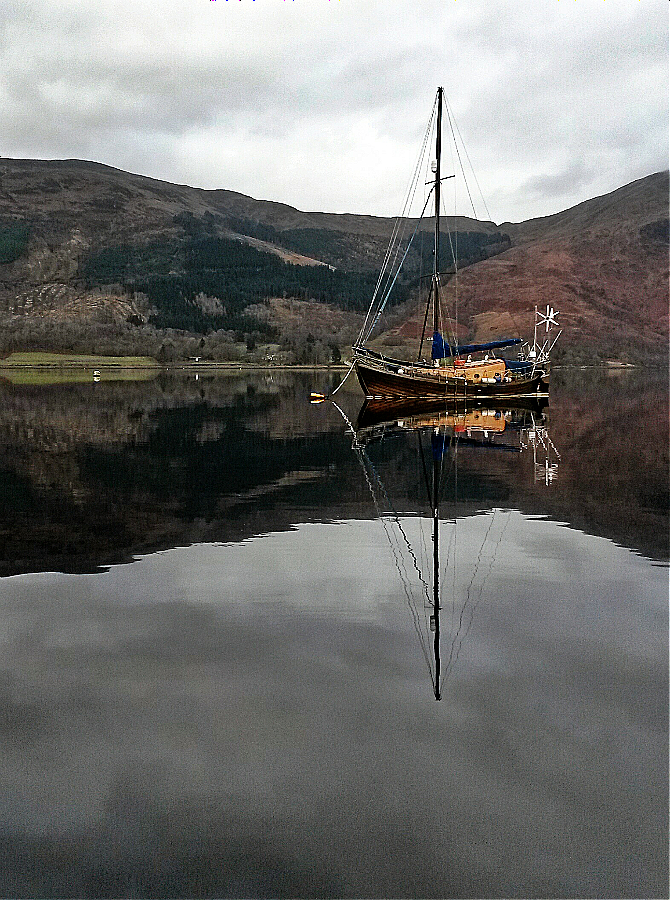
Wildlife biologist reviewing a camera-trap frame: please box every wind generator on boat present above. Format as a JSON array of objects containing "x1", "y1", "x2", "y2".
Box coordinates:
[{"x1": 352, "y1": 87, "x2": 560, "y2": 400}]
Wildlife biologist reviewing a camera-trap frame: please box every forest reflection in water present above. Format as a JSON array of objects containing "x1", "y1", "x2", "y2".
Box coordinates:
[{"x1": 0, "y1": 368, "x2": 667, "y2": 898}]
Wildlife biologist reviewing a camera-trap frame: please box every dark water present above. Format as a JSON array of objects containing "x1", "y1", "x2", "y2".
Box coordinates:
[{"x1": 0, "y1": 369, "x2": 667, "y2": 898}]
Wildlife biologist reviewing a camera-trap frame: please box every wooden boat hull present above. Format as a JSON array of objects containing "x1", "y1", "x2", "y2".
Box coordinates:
[{"x1": 354, "y1": 358, "x2": 547, "y2": 400}]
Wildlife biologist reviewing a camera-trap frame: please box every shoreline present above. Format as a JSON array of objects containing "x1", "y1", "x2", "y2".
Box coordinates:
[
  {"x1": 0, "y1": 362, "x2": 352, "y2": 372},
  {"x1": 0, "y1": 362, "x2": 651, "y2": 372}
]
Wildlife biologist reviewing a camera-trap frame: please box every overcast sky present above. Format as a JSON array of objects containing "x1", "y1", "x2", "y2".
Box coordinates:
[{"x1": 1, "y1": 0, "x2": 667, "y2": 223}]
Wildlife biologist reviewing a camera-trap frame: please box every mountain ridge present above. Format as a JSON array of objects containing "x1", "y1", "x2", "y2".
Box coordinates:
[
  {"x1": 502, "y1": 171, "x2": 668, "y2": 243},
  {"x1": 0, "y1": 157, "x2": 497, "y2": 238}
]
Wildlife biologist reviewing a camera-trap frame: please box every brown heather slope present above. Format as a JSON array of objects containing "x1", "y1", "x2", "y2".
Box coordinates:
[{"x1": 383, "y1": 171, "x2": 668, "y2": 363}]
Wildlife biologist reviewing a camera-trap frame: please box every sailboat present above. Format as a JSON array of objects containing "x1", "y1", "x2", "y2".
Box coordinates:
[{"x1": 353, "y1": 87, "x2": 561, "y2": 401}]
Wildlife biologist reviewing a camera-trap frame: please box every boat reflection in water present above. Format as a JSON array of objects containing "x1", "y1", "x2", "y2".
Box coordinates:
[{"x1": 337, "y1": 395, "x2": 560, "y2": 700}]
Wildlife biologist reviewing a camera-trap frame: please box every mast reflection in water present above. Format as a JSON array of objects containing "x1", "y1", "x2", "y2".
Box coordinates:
[{"x1": 340, "y1": 395, "x2": 558, "y2": 700}]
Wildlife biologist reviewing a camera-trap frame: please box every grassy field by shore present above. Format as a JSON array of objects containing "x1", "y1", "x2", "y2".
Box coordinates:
[
  {"x1": 0, "y1": 351, "x2": 352, "y2": 384},
  {"x1": 0, "y1": 352, "x2": 160, "y2": 368},
  {"x1": 0, "y1": 351, "x2": 353, "y2": 371}
]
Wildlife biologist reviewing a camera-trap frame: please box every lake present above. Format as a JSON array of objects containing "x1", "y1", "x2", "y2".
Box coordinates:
[{"x1": 0, "y1": 368, "x2": 667, "y2": 898}]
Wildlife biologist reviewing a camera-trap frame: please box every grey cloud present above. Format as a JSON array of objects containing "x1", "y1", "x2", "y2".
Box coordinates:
[{"x1": 0, "y1": 0, "x2": 667, "y2": 221}]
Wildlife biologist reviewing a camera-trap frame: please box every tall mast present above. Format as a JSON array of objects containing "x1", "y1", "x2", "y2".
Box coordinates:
[
  {"x1": 433, "y1": 87, "x2": 443, "y2": 336},
  {"x1": 432, "y1": 87, "x2": 443, "y2": 701}
]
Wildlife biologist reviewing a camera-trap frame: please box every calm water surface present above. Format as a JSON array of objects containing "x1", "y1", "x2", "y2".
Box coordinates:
[{"x1": 0, "y1": 369, "x2": 667, "y2": 898}]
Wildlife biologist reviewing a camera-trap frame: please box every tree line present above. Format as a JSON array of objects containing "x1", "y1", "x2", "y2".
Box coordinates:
[
  {"x1": 81, "y1": 234, "x2": 396, "y2": 335},
  {"x1": 0, "y1": 220, "x2": 30, "y2": 265}
]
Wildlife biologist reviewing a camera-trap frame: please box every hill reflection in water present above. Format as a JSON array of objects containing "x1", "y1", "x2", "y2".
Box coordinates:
[
  {"x1": 0, "y1": 368, "x2": 667, "y2": 575},
  {"x1": 0, "y1": 369, "x2": 667, "y2": 898}
]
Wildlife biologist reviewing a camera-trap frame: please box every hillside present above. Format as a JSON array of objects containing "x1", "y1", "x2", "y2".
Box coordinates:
[
  {"x1": 380, "y1": 171, "x2": 669, "y2": 363},
  {"x1": 504, "y1": 172, "x2": 669, "y2": 244},
  {"x1": 467, "y1": 171, "x2": 668, "y2": 362},
  {"x1": 0, "y1": 158, "x2": 504, "y2": 362},
  {"x1": 0, "y1": 158, "x2": 495, "y2": 240},
  {"x1": 0, "y1": 159, "x2": 666, "y2": 363}
]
